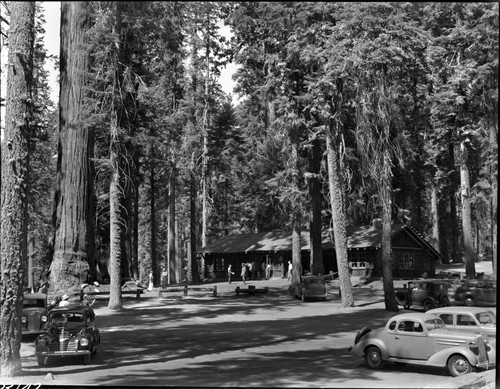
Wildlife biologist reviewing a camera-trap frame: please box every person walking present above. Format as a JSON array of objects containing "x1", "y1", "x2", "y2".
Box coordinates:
[
  {"x1": 241, "y1": 264, "x2": 247, "y2": 284},
  {"x1": 287, "y1": 261, "x2": 293, "y2": 281},
  {"x1": 227, "y1": 265, "x2": 235, "y2": 284}
]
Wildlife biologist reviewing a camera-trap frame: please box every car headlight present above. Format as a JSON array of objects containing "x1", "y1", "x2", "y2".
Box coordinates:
[
  {"x1": 41, "y1": 315, "x2": 47, "y2": 322},
  {"x1": 21, "y1": 317, "x2": 27, "y2": 323},
  {"x1": 79, "y1": 337, "x2": 89, "y2": 347}
]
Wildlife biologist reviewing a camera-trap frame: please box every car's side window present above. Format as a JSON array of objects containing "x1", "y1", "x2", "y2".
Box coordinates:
[
  {"x1": 389, "y1": 320, "x2": 396, "y2": 330},
  {"x1": 439, "y1": 314, "x2": 454, "y2": 325},
  {"x1": 398, "y1": 320, "x2": 414, "y2": 332},
  {"x1": 457, "y1": 314, "x2": 477, "y2": 326},
  {"x1": 414, "y1": 322, "x2": 423, "y2": 332}
]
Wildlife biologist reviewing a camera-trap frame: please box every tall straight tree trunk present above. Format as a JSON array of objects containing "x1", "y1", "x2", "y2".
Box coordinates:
[
  {"x1": 309, "y1": 138, "x2": 324, "y2": 275},
  {"x1": 51, "y1": 1, "x2": 94, "y2": 292},
  {"x1": 0, "y1": 2, "x2": 34, "y2": 377},
  {"x1": 460, "y1": 141, "x2": 475, "y2": 277},
  {"x1": 131, "y1": 152, "x2": 140, "y2": 280},
  {"x1": 489, "y1": 117, "x2": 497, "y2": 274},
  {"x1": 168, "y1": 163, "x2": 178, "y2": 283},
  {"x1": 190, "y1": 154, "x2": 200, "y2": 282},
  {"x1": 380, "y1": 157, "x2": 399, "y2": 312},
  {"x1": 108, "y1": 2, "x2": 124, "y2": 311},
  {"x1": 430, "y1": 180, "x2": 440, "y2": 254},
  {"x1": 326, "y1": 129, "x2": 354, "y2": 307},
  {"x1": 150, "y1": 144, "x2": 158, "y2": 284},
  {"x1": 448, "y1": 140, "x2": 460, "y2": 262}
]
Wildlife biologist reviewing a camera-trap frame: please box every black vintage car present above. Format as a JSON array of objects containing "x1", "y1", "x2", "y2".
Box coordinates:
[
  {"x1": 395, "y1": 280, "x2": 451, "y2": 311},
  {"x1": 35, "y1": 303, "x2": 100, "y2": 366},
  {"x1": 22, "y1": 292, "x2": 49, "y2": 335}
]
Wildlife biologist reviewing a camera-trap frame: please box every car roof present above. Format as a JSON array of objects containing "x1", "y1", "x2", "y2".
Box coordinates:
[
  {"x1": 50, "y1": 303, "x2": 93, "y2": 313},
  {"x1": 387, "y1": 312, "x2": 439, "y2": 322},
  {"x1": 427, "y1": 307, "x2": 496, "y2": 315}
]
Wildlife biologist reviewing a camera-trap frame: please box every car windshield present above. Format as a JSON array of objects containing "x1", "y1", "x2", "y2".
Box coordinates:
[
  {"x1": 425, "y1": 318, "x2": 445, "y2": 331},
  {"x1": 475, "y1": 311, "x2": 496, "y2": 325},
  {"x1": 23, "y1": 299, "x2": 45, "y2": 308},
  {"x1": 50, "y1": 312, "x2": 85, "y2": 325}
]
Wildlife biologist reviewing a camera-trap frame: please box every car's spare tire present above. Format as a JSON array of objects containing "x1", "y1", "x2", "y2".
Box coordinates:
[{"x1": 355, "y1": 327, "x2": 372, "y2": 344}]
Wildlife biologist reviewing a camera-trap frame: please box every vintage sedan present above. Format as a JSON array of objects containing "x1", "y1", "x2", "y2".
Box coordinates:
[
  {"x1": 289, "y1": 275, "x2": 327, "y2": 301},
  {"x1": 452, "y1": 278, "x2": 496, "y2": 307},
  {"x1": 349, "y1": 312, "x2": 495, "y2": 377},
  {"x1": 22, "y1": 292, "x2": 49, "y2": 335},
  {"x1": 395, "y1": 280, "x2": 451, "y2": 311},
  {"x1": 35, "y1": 303, "x2": 100, "y2": 366},
  {"x1": 428, "y1": 307, "x2": 496, "y2": 346}
]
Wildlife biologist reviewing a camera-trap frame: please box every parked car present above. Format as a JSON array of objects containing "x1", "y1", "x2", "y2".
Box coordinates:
[
  {"x1": 35, "y1": 303, "x2": 100, "y2": 366},
  {"x1": 22, "y1": 292, "x2": 49, "y2": 335},
  {"x1": 349, "y1": 312, "x2": 495, "y2": 377},
  {"x1": 289, "y1": 275, "x2": 327, "y2": 301},
  {"x1": 452, "y1": 278, "x2": 496, "y2": 307},
  {"x1": 395, "y1": 280, "x2": 451, "y2": 311},
  {"x1": 428, "y1": 307, "x2": 496, "y2": 346}
]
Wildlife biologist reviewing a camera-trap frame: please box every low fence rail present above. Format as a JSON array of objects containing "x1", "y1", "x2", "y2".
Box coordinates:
[
  {"x1": 158, "y1": 285, "x2": 218, "y2": 298},
  {"x1": 330, "y1": 285, "x2": 375, "y2": 297}
]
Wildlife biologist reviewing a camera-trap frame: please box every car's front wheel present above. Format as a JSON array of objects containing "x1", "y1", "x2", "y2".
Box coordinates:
[
  {"x1": 83, "y1": 353, "x2": 91, "y2": 365},
  {"x1": 447, "y1": 354, "x2": 473, "y2": 376},
  {"x1": 364, "y1": 346, "x2": 384, "y2": 369},
  {"x1": 464, "y1": 296, "x2": 475, "y2": 307},
  {"x1": 423, "y1": 299, "x2": 435, "y2": 311}
]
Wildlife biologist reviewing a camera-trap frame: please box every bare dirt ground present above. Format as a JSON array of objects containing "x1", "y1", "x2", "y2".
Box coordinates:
[{"x1": 2, "y1": 261, "x2": 495, "y2": 388}]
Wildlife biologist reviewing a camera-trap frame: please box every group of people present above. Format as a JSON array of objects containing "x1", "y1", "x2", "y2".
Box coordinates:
[{"x1": 227, "y1": 262, "x2": 274, "y2": 284}]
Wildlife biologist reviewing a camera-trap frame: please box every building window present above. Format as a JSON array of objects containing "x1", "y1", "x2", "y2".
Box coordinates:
[
  {"x1": 349, "y1": 251, "x2": 367, "y2": 269},
  {"x1": 398, "y1": 252, "x2": 414, "y2": 269}
]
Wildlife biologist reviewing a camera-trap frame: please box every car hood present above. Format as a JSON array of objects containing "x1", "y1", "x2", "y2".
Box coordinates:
[
  {"x1": 47, "y1": 324, "x2": 85, "y2": 335},
  {"x1": 428, "y1": 329, "x2": 482, "y2": 342},
  {"x1": 22, "y1": 307, "x2": 47, "y2": 313}
]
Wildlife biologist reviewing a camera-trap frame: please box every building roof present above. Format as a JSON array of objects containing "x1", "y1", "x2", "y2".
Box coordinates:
[{"x1": 200, "y1": 224, "x2": 442, "y2": 259}]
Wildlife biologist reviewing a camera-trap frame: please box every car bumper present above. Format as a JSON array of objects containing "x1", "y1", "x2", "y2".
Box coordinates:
[{"x1": 37, "y1": 349, "x2": 91, "y2": 357}]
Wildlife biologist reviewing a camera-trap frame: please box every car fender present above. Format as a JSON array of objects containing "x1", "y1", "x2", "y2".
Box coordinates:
[
  {"x1": 427, "y1": 347, "x2": 480, "y2": 367},
  {"x1": 352, "y1": 338, "x2": 389, "y2": 359}
]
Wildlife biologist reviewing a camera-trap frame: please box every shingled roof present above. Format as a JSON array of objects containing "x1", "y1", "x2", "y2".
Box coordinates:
[{"x1": 200, "y1": 224, "x2": 442, "y2": 259}]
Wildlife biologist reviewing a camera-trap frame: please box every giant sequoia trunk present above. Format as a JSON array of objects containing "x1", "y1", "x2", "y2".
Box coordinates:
[
  {"x1": 1, "y1": 1, "x2": 34, "y2": 377},
  {"x1": 460, "y1": 141, "x2": 476, "y2": 278},
  {"x1": 430, "y1": 180, "x2": 440, "y2": 254},
  {"x1": 51, "y1": 1, "x2": 94, "y2": 293},
  {"x1": 108, "y1": 2, "x2": 124, "y2": 311},
  {"x1": 326, "y1": 130, "x2": 354, "y2": 307},
  {"x1": 380, "y1": 160, "x2": 399, "y2": 312}
]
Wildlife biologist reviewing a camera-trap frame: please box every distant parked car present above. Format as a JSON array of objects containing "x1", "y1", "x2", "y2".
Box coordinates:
[
  {"x1": 22, "y1": 292, "x2": 49, "y2": 335},
  {"x1": 395, "y1": 280, "x2": 451, "y2": 311},
  {"x1": 35, "y1": 303, "x2": 100, "y2": 366},
  {"x1": 289, "y1": 275, "x2": 327, "y2": 301},
  {"x1": 428, "y1": 307, "x2": 496, "y2": 346},
  {"x1": 349, "y1": 312, "x2": 495, "y2": 377},
  {"x1": 452, "y1": 278, "x2": 496, "y2": 307}
]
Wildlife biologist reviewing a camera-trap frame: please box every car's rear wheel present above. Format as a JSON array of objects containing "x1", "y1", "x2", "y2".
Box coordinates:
[
  {"x1": 447, "y1": 354, "x2": 473, "y2": 376},
  {"x1": 423, "y1": 299, "x2": 435, "y2": 311},
  {"x1": 464, "y1": 296, "x2": 475, "y2": 307},
  {"x1": 364, "y1": 346, "x2": 384, "y2": 369},
  {"x1": 439, "y1": 296, "x2": 450, "y2": 307},
  {"x1": 83, "y1": 354, "x2": 91, "y2": 365}
]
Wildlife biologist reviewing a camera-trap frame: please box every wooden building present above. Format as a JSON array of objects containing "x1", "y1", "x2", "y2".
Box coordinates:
[{"x1": 199, "y1": 223, "x2": 442, "y2": 280}]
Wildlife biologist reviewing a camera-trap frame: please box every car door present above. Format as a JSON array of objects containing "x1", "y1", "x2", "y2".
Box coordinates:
[{"x1": 389, "y1": 319, "x2": 430, "y2": 360}]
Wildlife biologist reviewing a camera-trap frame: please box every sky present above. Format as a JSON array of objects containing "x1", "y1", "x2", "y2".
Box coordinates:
[{"x1": 41, "y1": 1, "x2": 239, "y2": 106}]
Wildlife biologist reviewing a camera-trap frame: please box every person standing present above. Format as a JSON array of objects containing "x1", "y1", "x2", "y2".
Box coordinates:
[
  {"x1": 241, "y1": 264, "x2": 247, "y2": 284},
  {"x1": 161, "y1": 267, "x2": 168, "y2": 289},
  {"x1": 147, "y1": 271, "x2": 154, "y2": 291},
  {"x1": 287, "y1": 261, "x2": 293, "y2": 281},
  {"x1": 227, "y1": 265, "x2": 235, "y2": 284},
  {"x1": 266, "y1": 263, "x2": 272, "y2": 279}
]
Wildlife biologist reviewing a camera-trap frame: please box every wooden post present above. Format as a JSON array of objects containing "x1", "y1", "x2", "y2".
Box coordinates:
[
  {"x1": 213, "y1": 285, "x2": 217, "y2": 297},
  {"x1": 184, "y1": 284, "x2": 188, "y2": 296}
]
